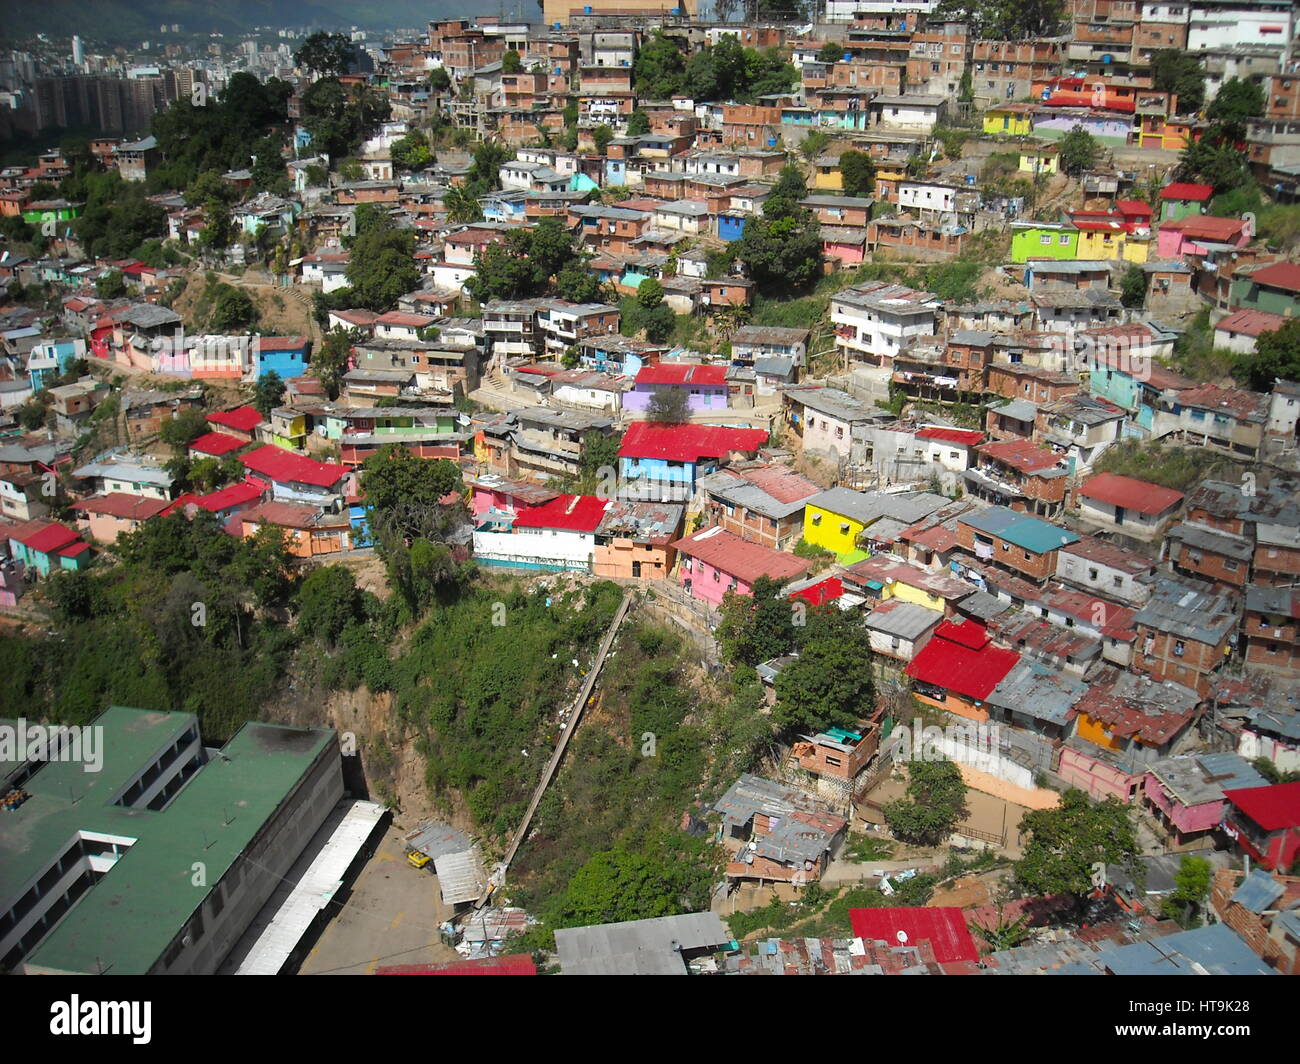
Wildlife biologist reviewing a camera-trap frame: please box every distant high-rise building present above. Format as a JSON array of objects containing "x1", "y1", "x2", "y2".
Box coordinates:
[{"x1": 72, "y1": 35, "x2": 84, "y2": 68}]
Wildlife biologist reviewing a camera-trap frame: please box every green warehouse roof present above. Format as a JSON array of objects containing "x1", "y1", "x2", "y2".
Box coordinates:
[{"x1": 2, "y1": 706, "x2": 335, "y2": 974}]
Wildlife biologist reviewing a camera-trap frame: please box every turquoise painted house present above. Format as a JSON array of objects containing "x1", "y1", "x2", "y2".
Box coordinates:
[{"x1": 7, "y1": 521, "x2": 91, "y2": 576}]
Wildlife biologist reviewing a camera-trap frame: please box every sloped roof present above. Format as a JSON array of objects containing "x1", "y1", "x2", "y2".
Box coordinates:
[
  {"x1": 241, "y1": 445, "x2": 348, "y2": 489},
  {"x1": 618, "y1": 421, "x2": 767, "y2": 463},
  {"x1": 1079, "y1": 472, "x2": 1183, "y2": 515},
  {"x1": 672, "y1": 525, "x2": 811, "y2": 585}
]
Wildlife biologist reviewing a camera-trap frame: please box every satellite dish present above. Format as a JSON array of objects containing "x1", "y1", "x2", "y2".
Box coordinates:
[{"x1": 896, "y1": 930, "x2": 909, "y2": 945}]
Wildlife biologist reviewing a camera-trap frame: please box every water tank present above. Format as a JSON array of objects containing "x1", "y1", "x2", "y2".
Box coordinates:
[
  {"x1": 584, "y1": 5, "x2": 592, "y2": 11},
  {"x1": 767, "y1": 137, "x2": 777, "y2": 147},
  {"x1": 843, "y1": 53, "x2": 852, "y2": 62}
]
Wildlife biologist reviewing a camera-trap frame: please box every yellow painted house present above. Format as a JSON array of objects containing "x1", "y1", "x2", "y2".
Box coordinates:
[
  {"x1": 983, "y1": 104, "x2": 1034, "y2": 137},
  {"x1": 269, "y1": 407, "x2": 307, "y2": 450},
  {"x1": 1019, "y1": 145, "x2": 1059, "y2": 175},
  {"x1": 1120, "y1": 235, "x2": 1150, "y2": 263},
  {"x1": 803, "y1": 487, "x2": 875, "y2": 558},
  {"x1": 812, "y1": 154, "x2": 844, "y2": 192}
]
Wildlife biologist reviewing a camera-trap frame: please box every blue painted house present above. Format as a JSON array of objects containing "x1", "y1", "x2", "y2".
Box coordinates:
[
  {"x1": 718, "y1": 212, "x2": 747, "y2": 242},
  {"x1": 348, "y1": 502, "x2": 373, "y2": 549},
  {"x1": 255, "y1": 336, "x2": 313, "y2": 380},
  {"x1": 27, "y1": 338, "x2": 85, "y2": 390}
]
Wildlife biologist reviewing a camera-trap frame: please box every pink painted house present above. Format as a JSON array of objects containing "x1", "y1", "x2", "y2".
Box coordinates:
[
  {"x1": 1143, "y1": 753, "x2": 1268, "y2": 848},
  {"x1": 671, "y1": 525, "x2": 811, "y2": 607},
  {"x1": 1155, "y1": 214, "x2": 1251, "y2": 258},
  {"x1": 73, "y1": 493, "x2": 170, "y2": 544},
  {"x1": 466, "y1": 474, "x2": 562, "y2": 528}
]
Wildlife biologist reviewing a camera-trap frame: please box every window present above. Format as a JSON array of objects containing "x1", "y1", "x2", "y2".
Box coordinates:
[
  {"x1": 812, "y1": 513, "x2": 822, "y2": 525},
  {"x1": 1089, "y1": 568, "x2": 1099, "y2": 581},
  {"x1": 1174, "y1": 640, "x2": 1185, "y2": 656},
  {"x1": 1059, "y1": 234, "x2": 1071, "y2": 245},
  {"x1": 1224, "y1": 559, "x2": 1238, "y2": 571},
  {"x1": 712, "y1": 570, "x2": 720, "y2": 582},
  {"x1": 1040, "y1": 234, "x2": 1052, "y2": 245}
]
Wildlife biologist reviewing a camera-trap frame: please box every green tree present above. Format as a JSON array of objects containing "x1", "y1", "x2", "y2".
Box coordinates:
[
  {"x1": 297, "y1": 564, "x2": 363, "y2": 645},
  {"x1": 210, "y1": 286, "x2": 259, "y2": 332},
  {"x1": 647, "y1": 386, "x2": 690, "y2": 423},
  {"x1": 817, "y1": 41, "x2": 845, "y2": 64},
  {"x1": 772, "y1": 605, "x2": 875, "y2": 733},
  {"x1": 626, "y1": 110, "x2": 651, "y2": 136},
  {"x1": 361, "y1": 446, "x2": 464, "y2": 546},
  {"x1": 637, "y1": 276, "x2": 664, "y2": 310},
  {"x1": 346, "y1": 226, "x2": 418, "y2": 311},
  {"x1": 883, "y1": 759, "x2": 969, "y2": 846},
  {"x1": 839, "y1": 150, "x2": 876, "y2": 198},
  {"x1": 312, "y1": 328, "x2": 354, "y2": 400},
  {"x1": 1119, "y1": 263, "x2": 1146, "y2": 309},
  {"x1": 253, "y1": 371, "x2": 285, "y2": 417},
  {"x1": 737, "y1": 209, "x2": 822, "y2": 293},
  {"x1": 502, "y1": 49, "x2": 523, "y2": 75},
  {"x1": 1161, "y1": 856, "x2": 1212, "y2": 929},
  {"x1": 1207, "y1": 77, "x2": 1265, "y2": 133},
  {"x1": 301, "y1": 78, "x2": 392, "y2": 160},
  {"x1": 159, "y1": 406, "x2": 209, "y2": 449},
  {"x1": 799, "y1": 129, "x2": 831, "y2": 162},
  {"x1": 717, "y1": 574, "x2": 797, "y2": 667},
  {"x1": 428, "y1": 68, "x2": 452, "y2": 94},
  {"x1": 634, "y1": 31, "x2": 687, "y2": 100},
  {"x1": 549, "y1": 845, "x2": 700, "y2": 928},
  {"x1": 1058, "y1": 125, "x2": 1099, "y2": 175},
  {"x1": 1150, "y1": 50, "x2": 1205, "y2": 115},
  {"x1": 1239, "y1": 317, "x2": 1300, "y2": 391},
  {"x1": 443, "y1": 183, "x2": 484, "y2": 224},
  {"x1": 390, "y1": 130, "x2": 432, "y2": 171},
  {"x1": 1015, "y1": 788, "x2": 1142, "y2": 904},
  {"x1": 592, "y1": 124, "x2": 614, "y2": 156},
  {"x1": 96, "y1": 270, "x2": 127, "y2": 299},
  {"x1": 555, "y1": 262, "x2": 604, "y2": 303},
  {"x1": 294, "y1": 31, "x2": 356, "y2": 76}
]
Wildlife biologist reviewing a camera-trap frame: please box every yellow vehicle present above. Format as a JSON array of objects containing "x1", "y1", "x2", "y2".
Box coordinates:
[{"x1": 407, "y1": 851, "x2": 432, "y2": 869}]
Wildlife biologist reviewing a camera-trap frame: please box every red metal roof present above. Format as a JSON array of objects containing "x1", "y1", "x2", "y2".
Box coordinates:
[
  {"x1": 916, "y1": 426, "x2": 984, "y2": 445},
  {"x1": 1079, "y1": 472, "x2": 1183, "y2": 515},
  {"x1": 618, "y1": 421, "x2": 768, "y2": 463},
  {"x1": 849, "y1": 908, "x2": 980, "y2": 964},
  {"x1": 190, "y1": 431, "x2": 247, "y2": 457},
  {"x1": 510, "y1": 493, "x2": 608, "y2": 532},
  {"x1": 977, "y1": 438, "x2": 1063, "y2": 474},
  {"x1": 1246, "y1": 261, "x2": 1300, "y2": 293},
  {"x1": 74, "y1": 493, "x2": 170, "y2": 521},
  {"x1": 58, "y1": 541, "x2": 90, "y2": 558},
  {"x1": 164, "y1": 478, "x2": 266, "y2": 515},
  {"x1": 904, "y1": 621, "x2": 1019, "y2": 700},
  {"x1": 671, "y1": 525, "x2": 812, "y2": 585},
  {"x1": 1223, "y1": 781, "x2": 1300, "y2": 832},
  {"x1": 208, "y1": 406, "x2": 264, "y2": 433},
  {"x1": 375, "y1": 954, "x2": 537, "y2": 975},
  {"x1": 14, "y1": 522, "x2": 80, "y2": 554},
  {"x1": 634, "y1": 363, "x2": 729, "y2": 387},
  {"x1": 256, "y1": 335, "x2": 310, "y2": 351},
  {"x1": 1115, "y1": 199, "x2": 1153, "y2": 215},
  {"x1": 1215, "y1": 308, "x2": 1289, "y2": 337},
  {"x1": 242, "y1": 445, "x2": 349, "y2": 489},
  {"x1": 1158, "y1": 182, "x2": 1213, "y2": 201},
  {"x1": 789, "y1": 576, "x2": 844, "y2": 605}
]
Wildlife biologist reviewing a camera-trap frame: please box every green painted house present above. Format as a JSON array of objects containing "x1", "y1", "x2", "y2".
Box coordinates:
[
  {"x1": 20, "y1": 199, "x2": 82, "y2": 225},
  {"x1": 1011, "y1": 221, "x2": 1080, "y2": 264},
  {"x1": 1229, "y1": 262, "x2": 1300, "y2": 317}
]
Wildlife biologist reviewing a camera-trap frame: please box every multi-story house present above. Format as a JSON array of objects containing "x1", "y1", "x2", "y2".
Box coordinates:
[{"x1": 1132, "y1": 576, "x2": 1239, "y2": 697}]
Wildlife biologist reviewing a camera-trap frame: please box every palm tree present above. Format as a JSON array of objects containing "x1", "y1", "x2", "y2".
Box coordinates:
[{"x1": 444, "y1": 184, "x2": 484, "y2": 224}]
